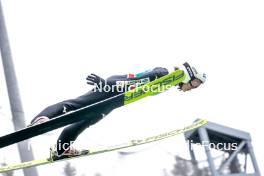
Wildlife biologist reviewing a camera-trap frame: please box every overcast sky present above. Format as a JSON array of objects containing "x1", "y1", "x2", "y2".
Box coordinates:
[{"x1": 0, "y1": 0, "x2": 264, "y2": 175}]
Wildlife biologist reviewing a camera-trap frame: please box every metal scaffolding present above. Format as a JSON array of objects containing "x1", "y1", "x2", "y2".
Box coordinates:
[{"x1": 185, "y1": 120, "x2": 261, "y2": 176}]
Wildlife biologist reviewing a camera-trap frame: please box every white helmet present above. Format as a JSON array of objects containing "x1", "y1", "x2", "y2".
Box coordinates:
[{"x1": 181, "y1": 62, "x2": 206, "y2": 84}]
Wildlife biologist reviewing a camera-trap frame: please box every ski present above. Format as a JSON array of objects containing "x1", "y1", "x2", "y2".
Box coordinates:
[
  {"x1": 0, "y1": 119, "x2": 207, "y2": 173},
  {"x1": 0, "y1": 70, "x2": 185, "y2": 148}
]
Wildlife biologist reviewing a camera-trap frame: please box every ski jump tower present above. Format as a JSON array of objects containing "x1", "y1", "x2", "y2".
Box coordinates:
[{"x1": 185, "y1": 120, "x2": 261, "y2": 176}]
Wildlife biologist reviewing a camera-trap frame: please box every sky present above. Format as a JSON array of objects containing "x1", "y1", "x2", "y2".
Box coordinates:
[{"x1": 0, "y1": 0, "x2": 264, "y2": 175}]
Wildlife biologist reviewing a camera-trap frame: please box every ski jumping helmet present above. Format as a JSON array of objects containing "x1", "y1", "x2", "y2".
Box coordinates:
[{"x1": 182, "y1": 62, "x2": 206, "y2": 84}]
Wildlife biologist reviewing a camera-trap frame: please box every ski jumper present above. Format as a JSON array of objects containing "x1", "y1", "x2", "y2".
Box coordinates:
[{"x1": 31, "y1": 67, "x2": 169, "y2": 155}]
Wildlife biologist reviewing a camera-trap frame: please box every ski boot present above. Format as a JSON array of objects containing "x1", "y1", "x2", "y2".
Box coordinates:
[{"x1": 49, "y1": 146, "x2": 89, "y2": 161}]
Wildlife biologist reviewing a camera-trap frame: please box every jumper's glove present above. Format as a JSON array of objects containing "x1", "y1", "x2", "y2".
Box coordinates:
[{"x1": 86, "y1": 73, "x2": 106, "y2": 87}]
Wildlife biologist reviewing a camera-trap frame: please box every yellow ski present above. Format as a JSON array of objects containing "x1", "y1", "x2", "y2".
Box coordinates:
[{"x1": 0, "y1": 119, "x2": 207, "y2": 173}]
